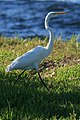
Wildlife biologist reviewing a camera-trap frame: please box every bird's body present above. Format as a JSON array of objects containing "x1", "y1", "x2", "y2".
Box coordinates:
[
  {"x1": 5, "y1": 11, "x2": 67, "y2": 90},
  {"x1": 6, "y1": 45, "x2": 49, "y2": 72}
]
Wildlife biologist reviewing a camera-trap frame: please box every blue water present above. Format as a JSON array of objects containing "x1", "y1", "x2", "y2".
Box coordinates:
[{"x1": 0, "y1": 0, "x2": 80, "y2": 39}]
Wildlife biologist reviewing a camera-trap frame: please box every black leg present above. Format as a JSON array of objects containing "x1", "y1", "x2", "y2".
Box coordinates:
[
  {"x1": 16, "y1": 69, "x2": 26, "y2": 81},
  {"x1": 38, "y1": 72, "x2": 49, "y2": 91}
]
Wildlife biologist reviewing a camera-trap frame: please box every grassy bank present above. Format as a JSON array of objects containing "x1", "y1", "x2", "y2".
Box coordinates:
[{"x1": 0, "y1": 36, "x2": 80, "y2": 120}]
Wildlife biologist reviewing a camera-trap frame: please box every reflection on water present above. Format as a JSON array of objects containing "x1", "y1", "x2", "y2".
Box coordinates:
[
  {"x1": 57, "y1": 0, "x2": 80, "y2": 3},
  {"x1": 0, "y1": 1, "x2": 80, "y2": 39}
]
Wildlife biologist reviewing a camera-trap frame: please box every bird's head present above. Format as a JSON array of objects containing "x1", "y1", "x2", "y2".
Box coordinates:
[
  {"x1": 45, "y1": 11, "x2": 68, "y2": 29},
  {"x1": 47, "y1": 11, "x2": 68, "y2": 19}
]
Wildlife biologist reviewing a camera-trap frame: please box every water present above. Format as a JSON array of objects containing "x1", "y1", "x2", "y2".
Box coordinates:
[{"x1": 0, "y1": 0, "x2": 80, "y2": 40}]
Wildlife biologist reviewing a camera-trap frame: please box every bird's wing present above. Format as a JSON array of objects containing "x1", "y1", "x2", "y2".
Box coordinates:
[{"x1": 6, "y1": 46, "x2": 46, "y2": 71}]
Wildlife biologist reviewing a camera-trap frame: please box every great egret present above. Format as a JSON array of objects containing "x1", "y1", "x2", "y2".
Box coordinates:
[{"x1": 5, "y1": 11, "x2": 67, "y2": 90}]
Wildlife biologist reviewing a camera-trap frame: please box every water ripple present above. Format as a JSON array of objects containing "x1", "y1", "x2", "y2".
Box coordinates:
[{"x1": 0, "y1": 1, "x2": 80, "y2": 39}]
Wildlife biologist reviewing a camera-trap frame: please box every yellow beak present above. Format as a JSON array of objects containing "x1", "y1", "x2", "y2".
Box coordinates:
[{"x1": 56, "y1": 11, "x2": 69, "y2": 14}]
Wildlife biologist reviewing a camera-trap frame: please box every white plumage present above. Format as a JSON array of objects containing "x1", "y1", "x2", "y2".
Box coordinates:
[
  {"x1": 5, "y1": 11, "x2": 67, "y2": 90},
  {"x1": 6, "y1": 45, "x2": 48, "y2": 72}
]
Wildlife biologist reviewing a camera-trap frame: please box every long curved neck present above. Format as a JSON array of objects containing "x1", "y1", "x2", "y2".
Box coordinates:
[{"x1": 45, "y1": 15, "x2": 54, "y2": 55}]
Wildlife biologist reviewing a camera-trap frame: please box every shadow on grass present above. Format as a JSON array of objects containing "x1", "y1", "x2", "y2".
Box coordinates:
[{"x1": 0, "y1": 70, "x2": 80, "y2": 119}]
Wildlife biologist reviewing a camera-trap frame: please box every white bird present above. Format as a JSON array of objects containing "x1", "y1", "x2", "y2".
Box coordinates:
[{"x1": 5, "y1": 11, "x2": 67, "y2": 90}]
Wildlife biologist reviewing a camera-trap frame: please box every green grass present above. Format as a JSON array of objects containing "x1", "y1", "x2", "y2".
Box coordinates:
[{"x1": 0, "y1": 35, "x2": 80, "y2": 120}]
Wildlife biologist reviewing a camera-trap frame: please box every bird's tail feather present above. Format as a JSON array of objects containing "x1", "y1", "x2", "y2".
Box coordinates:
[{"x1": 5, "y1": 65, "x2": 11, "y2": 72}]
